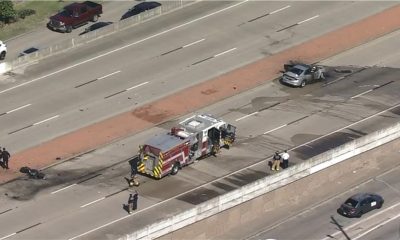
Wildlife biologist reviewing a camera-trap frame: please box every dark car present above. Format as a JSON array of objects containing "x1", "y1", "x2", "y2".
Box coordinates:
[
  {"x1": 80, "y1": 22, "x2": 112, "y2": 35},
  {"x1": 337, "y1": 193, "x2": 384, "y2": 218},
  {"x1": 121, "y1": 2, "x2": 161, "y2": 20}
]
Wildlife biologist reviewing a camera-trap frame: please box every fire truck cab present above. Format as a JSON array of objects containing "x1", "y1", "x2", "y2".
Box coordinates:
[{"x1": 137, "y1": 114, "x2": 236, "y2": 178}]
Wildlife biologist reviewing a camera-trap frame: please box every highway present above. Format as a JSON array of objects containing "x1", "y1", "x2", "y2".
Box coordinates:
[
  {"x1": 0, "y1": 1, "x2": 395, "y2": 152},
  {"x1": 0, "y1": 1, "x2": 399, "y2": 240},
  {"x1": 175, "y1": 27, "x2": 400, "y2": 240}
]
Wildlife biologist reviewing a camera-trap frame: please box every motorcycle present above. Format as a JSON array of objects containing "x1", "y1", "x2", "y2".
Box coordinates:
[{"x1": 20, "y1": 166, "x2": 46, "y2": 180}]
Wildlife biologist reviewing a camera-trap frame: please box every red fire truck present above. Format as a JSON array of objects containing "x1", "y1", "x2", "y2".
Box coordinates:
[{"x1": 136, "y1": 114, "x2": 236, "y2": 179}]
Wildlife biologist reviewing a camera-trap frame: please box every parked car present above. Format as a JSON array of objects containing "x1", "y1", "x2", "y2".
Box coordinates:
[
  {"x1": 48, "y1": 1, "x2": 103, "y2": 33},
  {"x1": 121, "y1": 2, "x2": 161, "y2": 20},
  {"x1": 281, "y1": 62, "x2": 326, "y2": 87},
  {"x1": 0, "y1": 41, "x2": 7, "y2": 60},
  {"x1": 337, "y1": 193, "x2": 384, "y2": 218}
]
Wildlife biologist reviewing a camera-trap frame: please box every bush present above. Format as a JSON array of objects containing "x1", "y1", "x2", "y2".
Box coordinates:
[
  {"x1": 17, "y1": 9, "x2": 36, "y2": 19},
  {"x1": 0, "y1": 0, "x2": 17, "y2": 23}
]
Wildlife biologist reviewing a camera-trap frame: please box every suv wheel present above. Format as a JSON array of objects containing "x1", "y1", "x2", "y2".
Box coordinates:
[
  {"x1": 300, "y1": 80, "x2": 306, "y2": 88},
  {"x1": 0, "y1": 51, "x2": 5, "y2": 60},
  {"x1": 66, "y1": 26, "x2": 72, "y2": 33}
]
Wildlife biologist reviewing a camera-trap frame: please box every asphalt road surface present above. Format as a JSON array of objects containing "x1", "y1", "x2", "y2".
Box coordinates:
[
  {"x1": 1, "y1": 9, "x2": 400, "y2": 239},
  {"x1": 0, "y1": 1, "x2": 396, "y2": 153}
]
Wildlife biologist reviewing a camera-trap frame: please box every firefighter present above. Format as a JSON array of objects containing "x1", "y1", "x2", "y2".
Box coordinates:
[
  {"x1": 271, "y1": 151, "x2": 281, "y2": 171},
  {"x1": 211, "y1": 144, "x2": 220, "y2": 157},
  {"x1": 128, "y1": 158, "x2": 140, "y2": 187}
]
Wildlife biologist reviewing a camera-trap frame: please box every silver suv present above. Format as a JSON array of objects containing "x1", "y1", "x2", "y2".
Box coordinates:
[
  {"x1": 0, "y1": 41, "x2": 7, "y2": 60},
  {"x1": 281, "y1": 63, "x2": 325, "y2": 87}
]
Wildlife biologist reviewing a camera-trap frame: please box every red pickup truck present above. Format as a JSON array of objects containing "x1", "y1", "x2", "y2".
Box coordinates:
[{"x1": 48, "y1": 1, "x2": 103, "y2": 33}]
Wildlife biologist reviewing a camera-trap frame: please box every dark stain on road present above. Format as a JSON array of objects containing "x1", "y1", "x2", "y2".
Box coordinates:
[
  {"x1": 211, "y1": 181, "x2": 237, "y2": 192},
  {"x1": 177, "y1": 187, "x2": 220, "y2": 205},
  {"x1": 132, "y1": 105, "x2": 172, "y2": 124},
  {"x1": 293, "y1": 132, "x2": 361, "y2": 160},
  {"x1": 224, "y1": 169, "x2": 266, "y2": 187},
  {"x1": 1, "y1": 169, "x2": 91, "y2": 201}
]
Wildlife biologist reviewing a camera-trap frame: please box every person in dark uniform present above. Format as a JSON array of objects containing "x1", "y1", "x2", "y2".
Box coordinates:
[
  {"x1": 128, "y1": 194, "x2": 134, "y2": 214},
  {"x1": 2, "y1": 148, "x2": 10, "y2": 169},
  {"x1": 133, "y1": 190, "x2": 138, "y2": 211},
  {"x1": 128, "y1": 158, "x2": 140, "y2": 187},
  {"x1": 0, "y1": 147, "x2": 3, "y2": 169}
]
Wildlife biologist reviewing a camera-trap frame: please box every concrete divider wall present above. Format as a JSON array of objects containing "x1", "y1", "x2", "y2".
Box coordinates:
[
  {"x1": 1, "y1": 1, "x2": 196, "y2": 74},
  {"x1": 122, "y1": 122, "x2": 400, "y2": 240}
]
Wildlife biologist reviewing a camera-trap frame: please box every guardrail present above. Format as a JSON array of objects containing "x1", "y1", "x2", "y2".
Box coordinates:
[
  {"x1": 122, "y1": 121, "x2": 400, "y2": 239},
  {"x1": 2, "y1": 1, "x2": 196, "y2": 73}
]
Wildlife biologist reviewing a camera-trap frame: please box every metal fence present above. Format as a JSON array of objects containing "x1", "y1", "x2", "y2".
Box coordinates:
[{"x1": 9, "y1": 1, "x2": 196, "y2": 70}]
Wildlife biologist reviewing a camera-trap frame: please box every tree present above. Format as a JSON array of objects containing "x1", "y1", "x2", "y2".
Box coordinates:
[{"x1": 0, "y1": 0, "x2": 17, "y2": 23}]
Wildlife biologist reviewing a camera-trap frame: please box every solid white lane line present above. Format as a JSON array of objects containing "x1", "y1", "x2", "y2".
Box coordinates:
[
  {"x1": 33, "y1": 115, "x2": 59, "y2": 126},
  {"x1": 352, "y1": 212, "x2": 400, "y2": 240},
  {"x1": 6, "y1": 104, "x2": 31, "y2": 114},
  {"x1": 270, "y1": 5, "x2": 290, "y2": 14},
  {"x1": 264, "y1": 124, "x2": 287, "y2": 134},
  {"x1": 51, "y1": 183, "x2": 77, "y2": 194},
  {"x1": 97, "y1": 71, "x2": 121, "y2": 80},
  {"x1": 80, "y1": 197, "x2": 106, "y2": 208},
  {"x1": 0, "y1": 233, "x2": 16, "y2": 240},
  {"x1": 321, "y1": 201, "x2": 400, "y2": 240},
  {"x1": 351, "y1": 89, "x2": 373, "y2": 99},
  {"x1": 0, "y1": 1, "x2": 249, "y2": 95},
  {"x1": 126, "y1": 81, "x2": 149, "y2": 91},
  {"x1": 214, "y1": 48, "x2": 237, "y2": 57},
  {"x1": 183, "y1": 38, "x2": 205, "y2": 48},
  {"x1": 297, "y1": 15, "x2": 319, "y2": 24},
  {"x1": 235, "y1": 111, "x2": 259, "y2": 121}
]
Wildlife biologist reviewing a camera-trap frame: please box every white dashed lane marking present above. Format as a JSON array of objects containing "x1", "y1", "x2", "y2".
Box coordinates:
[
  {"x1": 0, "y1": 104, "x2": 31, "y2": 116},
  {"x1": 161, "y1": 39, "x2": 205, "y2": 56},
  {"x1": 8, "y1": 115, "x2": 60, "y2": 135},
  {"x1": 277, "y1": 15, "x2": 319, "y2": 32},
  {"x1": 247, "y1": 5, "x2": 290, "y2": 22},
  {"x1": 104, "y1": 81, "x2": 149, "y2": 99}
]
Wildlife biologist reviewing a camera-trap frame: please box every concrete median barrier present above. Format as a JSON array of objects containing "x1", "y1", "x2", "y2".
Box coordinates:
[
  {"x1": 121, "y1": 122, "x2": 400, "y2": 240},
  {"x1": 0, "y1": 62, "x2": 12, "y2": 75}
]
